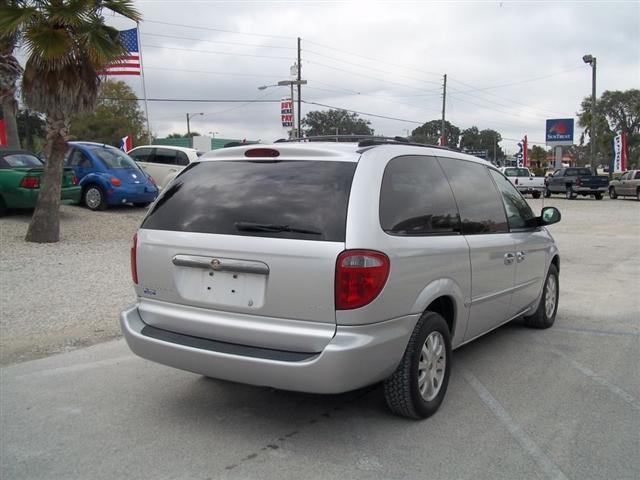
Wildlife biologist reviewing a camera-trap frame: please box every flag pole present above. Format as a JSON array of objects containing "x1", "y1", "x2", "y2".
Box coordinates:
[{"x1": 136, "y1": 22, "x2": 151, "y2": 142}]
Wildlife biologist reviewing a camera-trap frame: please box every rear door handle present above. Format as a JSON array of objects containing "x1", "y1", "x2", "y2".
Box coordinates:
[
  {"x1": 516, "y1": 251, "x2": 526, "y2": 263},
  {"x1": 504, "y1": 253, "x2": 515, "y2": 265}
]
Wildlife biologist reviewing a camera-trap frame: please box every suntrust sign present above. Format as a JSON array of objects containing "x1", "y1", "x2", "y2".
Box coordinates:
[{"x1": 545, "y1": 118, "x2": 574, "y2": 146}]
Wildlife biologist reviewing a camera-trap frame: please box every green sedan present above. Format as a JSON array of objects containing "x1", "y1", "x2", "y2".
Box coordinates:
[{"x1": 0, "y1": 149, "x2": 82, "y2": 216}]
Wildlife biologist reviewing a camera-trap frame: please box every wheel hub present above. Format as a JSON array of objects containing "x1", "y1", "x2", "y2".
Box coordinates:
[{"x1": 418, "y1": 331, "x2": 446, "y2": 401}]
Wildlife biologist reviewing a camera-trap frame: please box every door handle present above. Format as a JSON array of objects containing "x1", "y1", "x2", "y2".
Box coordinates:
[
  {"x1": 516, "y1": 251, "x2": 526, "y2": 263},
  {"x1": 504, "y1": 253, "x2": 515, "y2": 265},
  {"x1": 168, "y1": 168, "x2": 177, "y2": 173}
]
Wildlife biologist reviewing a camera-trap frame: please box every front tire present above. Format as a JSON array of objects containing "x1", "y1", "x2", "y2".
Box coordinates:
[
  {"x1": 594, "y1": 192, "x2": 603, "y2": 200},
  {"x1": 532, "y1": 191, "x2": 541, "y2": 199},
  {"x1": 609, "y1": 187, "x2": 617, "y2": 199},
  {"x1": 383, "y1": 311, "x2": 452, "y2": 419},
  {"x1": 523, "y1": 264, "x2": 559, "y2": 329},
  {"x1": 83, "y1": 185, "x2": 107, "y2": 211}
]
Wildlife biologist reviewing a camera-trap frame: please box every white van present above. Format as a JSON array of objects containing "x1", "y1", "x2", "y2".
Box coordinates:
[{"x1": 128, "y1": 145, "x2": 201, "y2": 190}]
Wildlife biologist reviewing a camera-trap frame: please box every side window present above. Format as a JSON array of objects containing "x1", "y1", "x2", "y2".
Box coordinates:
[
  {"x1": 504, "y1": 169, "x2": 517, "y2": 177},
  {"x1": 566, "y1": 168, "x2": 578, "y2": 176},
  {"x1": 552, "y1": 169, "x2": 561, "y2": 177},
  {"x1": 634, "y1": 171, "x2": 640, "y2": 180},
  {"x1": 489, "y1": 169, "x2": 536, "y2": 230},
  {"x1": 129, "y1": 148, "x2": 154, "y2": 162},
  {"x1": 67, "y1": 149, "x2": 92, "y2": 168},
  {"x1": 154, "y1": 148, "x2": 178, "y2": 165},
  {"x1": 619, "y1": 172, "x2": 629, "y2": 180},
  {"x1": 176, "y1": 151, "x2": 190, "y2": 166},
  {"x1": 379, "y1": 155, "x2": 460, "y2": 235},
  {"x1": 438, "y1": 158, "x2": 508, "y2": 235}
]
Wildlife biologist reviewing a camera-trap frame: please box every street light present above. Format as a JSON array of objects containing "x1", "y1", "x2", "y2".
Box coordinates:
[
  {"x1": 583, "y1": 54, "x2": 597, "y2": 172},
  {"x1": 186, "y1": 112, "x2": 203, "y2": 147},
  {"x1": 257, "y1": 79, "x2": 307, "y2": 139}
]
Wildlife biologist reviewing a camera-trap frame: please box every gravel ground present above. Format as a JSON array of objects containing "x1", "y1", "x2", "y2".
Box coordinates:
[
  {"x1": 0, "y1": 204, "x2": 144, "y2": 365},
  {"x1": 1, "y1": 196, "x2": 638, "y2": 367}
]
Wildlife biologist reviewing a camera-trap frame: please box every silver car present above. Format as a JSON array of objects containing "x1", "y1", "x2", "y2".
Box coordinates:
[{"x1": 121, "y1": 139, "x2": 561, "y2": 419}]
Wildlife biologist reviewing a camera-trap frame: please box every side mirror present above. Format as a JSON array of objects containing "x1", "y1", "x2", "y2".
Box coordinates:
[{"x1": 539, "y1": 206, "x2": 561, "y2": 226}]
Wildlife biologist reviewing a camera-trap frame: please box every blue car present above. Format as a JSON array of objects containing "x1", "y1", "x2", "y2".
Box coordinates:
[{"x1": 65, "y1": 142, "x2": 158, "y2": 210}]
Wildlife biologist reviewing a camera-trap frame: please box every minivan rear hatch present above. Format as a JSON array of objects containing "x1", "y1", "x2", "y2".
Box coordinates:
[{"x1": 135, "y1": 158, "x2": 357, "y2": 350}]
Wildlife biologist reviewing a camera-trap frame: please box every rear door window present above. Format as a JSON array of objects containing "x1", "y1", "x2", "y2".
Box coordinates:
[
  {"x1": 489, "y1": 169, "x2": 536, "y2": 230},
  {"x1": 142, "y1": 160, "x2": 357, "y2": 242},
  {"x1": 176, "y1": 151, "x2": 190, "y2": 166},
  {"x1": 438, "y1": 158, "x2": 508, "y2": 235},
  {"x1": 379, "y1": 155, "x2": 460, "y2": 235},
  {"x1": 153, "y1": 148, "x2": 178, "y2": 165}
]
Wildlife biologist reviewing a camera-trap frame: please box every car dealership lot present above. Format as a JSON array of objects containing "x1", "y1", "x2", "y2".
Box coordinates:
[{"x1": 1, "y1": 197, "x2": 639, "y2": 479}]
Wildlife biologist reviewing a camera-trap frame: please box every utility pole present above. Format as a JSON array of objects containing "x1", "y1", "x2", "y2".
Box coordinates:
[
  {"x1": 186, "y1": 113, "x2": 191, "y2": 145},
  {"x1": 441, "y1": 74, "x2": 447, "y2": 146},
  {"x1": 297, "y1": 37, "x2": 302, "y2": 139}
]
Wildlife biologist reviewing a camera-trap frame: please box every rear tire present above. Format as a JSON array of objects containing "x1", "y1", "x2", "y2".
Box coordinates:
[
  {"x1": 383, "y1": 311, "x2": 452, "y2": 419},
  {"x1": 83, "y1": 185, "x2": 107, "y2": 211},
  {"x1": 609, "y1": 187, "x2": 617, "y2": 199},
  {"x1": 532, "y1": 191, "x2": 541, "y2": 199},
  {"x1": 523, "y1": 264, "x2": 559, "y2": 329},
  {"x1": 0, "y1": 196, "x2": 7, "y2": 216},
  {"x1": 594, "y1": 192, "x2": 603, "y2": 200}
]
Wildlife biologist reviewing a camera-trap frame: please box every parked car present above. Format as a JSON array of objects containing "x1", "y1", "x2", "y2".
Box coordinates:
[
  {"x1": 64, "y1": 142, "x2": 158, "y2": 211},
  {"x1": 127, "y1": 145, "x2": 201, "y2": 190},
  {"x1": 0, "y1": 149, "x2": 81, "y2": 216},
  {"x1": 499, "y1": 167, "x2": 545, "y2": 198},
  {"x1": 544, "y1": 167, "x2": 608, "y2": 199},
  {"x1": 120, "y1": 138, "x2": 561, "y2": 419},
  {"x1": 608, "y1": 170, "x2": 640, "y2": 200}
]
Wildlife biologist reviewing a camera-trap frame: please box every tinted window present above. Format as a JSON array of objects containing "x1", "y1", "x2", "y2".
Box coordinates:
[
  {"x1": 634, "y1": 171, "x2": 640, "y2": 180},
  {"x1": 438, "y1": 158, "x2": 508, "y2": 234},
  {"x1": 142, "y1": 160, "x2": 357, "y2": 242},
  {"x1": 176, "y1": 151, "x2": 190, "y2": 166},
  {"x1": 2, "y1": 153, "x2": 42, "y2": 168},
  {"x1": 129, "y1": 148, "x2": 154, "y2": 162},
  {"x1": 153, "y1": 148, "x2": 178, "y2": 165},
  {"x1": 92, "y1": 148, "x2": 138, "y2": 169},
  {"x1": 380, "y1": 155, "x2": 460, "y2": 235},
  {"x1": 489, "y1": 169, "x2": 536, "y2": 230},
  {"x1": 566, "y1": 168, "x2": 592, "y2": 176}
]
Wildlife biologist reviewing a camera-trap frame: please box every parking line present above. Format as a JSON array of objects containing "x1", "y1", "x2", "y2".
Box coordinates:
[
  {"x1": 551, "y1": 325, "x2": 639, "y2": 338},
  {"x1": 462, "y1": 369, "x2": 569, "y2": 480},
  {"x1": 540, "y1": 343, "x2": 640, "y2": 412},
  {"x1": 8, "y1": 355, "x2": 137, "y2": 380}
]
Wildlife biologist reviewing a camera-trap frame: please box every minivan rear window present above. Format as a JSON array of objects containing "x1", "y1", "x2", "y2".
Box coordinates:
[{"x1": 141, "y1": 160, "x2": 357, "y2": 241}]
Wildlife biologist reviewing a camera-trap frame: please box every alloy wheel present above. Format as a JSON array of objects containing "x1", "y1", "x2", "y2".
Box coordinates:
[{"x1": 418, "y1": 331, "x2": 446, "y2": 401}]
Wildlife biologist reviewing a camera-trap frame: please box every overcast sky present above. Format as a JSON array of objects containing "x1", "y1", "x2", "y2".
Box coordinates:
[{"x1": 97, "y1": 0, "x2": 640, "y2": 152}]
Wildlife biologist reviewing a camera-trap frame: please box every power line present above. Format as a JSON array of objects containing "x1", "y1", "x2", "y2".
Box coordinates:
[
  {"x1": 143, "y1": 44, "x2": 294, "y2": 60},
  {"x1": 142, "y1": 32, "x2": 296, "y2": 50},
  {"x1": 449, "y1": 66, "x2": 585, "y2": 93},
  {"x1": 302, "y1": 100, "x2": 424, "y2": 124},
  {"x1": 202, "y1": 89, "x2": 284, "y2": 117},
  {"x1": 99, "y1": 97, "x2": 283, "y2": 103},
  {"x1": 145, "y1": 66, "x2": 282, "y2": 79},
  {"x1": 448, "y1": 94, "x2": 545, "y2": 123},
  {"x1": 304, "y1": 39, "x2": 442, "y2": 78},
  {"x1": 143, "y1": 19, "x2": 295, "y2": 40}
]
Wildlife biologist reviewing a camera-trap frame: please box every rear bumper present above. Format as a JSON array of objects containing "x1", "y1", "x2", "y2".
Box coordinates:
[
  {"x1": 5, "y1": 186, "x2": 81, "y2": 208},
  {"x1": 574, "y1": 186, "x2": 607, "y2": 193},
  {"x1": 517, "y1": 186, "x2": 544, "y2": 193},
  {"x1": 120, "y1": 303, "x2": 418, "y2": 394},
  {"x1": 107, "y1": 186, "x2": 157, "y2": 205}
]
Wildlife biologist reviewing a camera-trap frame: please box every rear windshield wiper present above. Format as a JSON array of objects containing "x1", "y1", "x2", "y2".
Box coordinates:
[{"x1": 235, "y1": 221, "x2": 322, "y2": 235}]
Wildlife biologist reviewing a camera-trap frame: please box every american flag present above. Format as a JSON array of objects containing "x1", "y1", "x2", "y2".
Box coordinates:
[{"x1": 98, "y1": 28, "x2": 141, "y2": 76}]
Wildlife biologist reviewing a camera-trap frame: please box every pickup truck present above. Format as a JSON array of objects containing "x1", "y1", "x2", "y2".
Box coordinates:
[
  {"x1": 544, "y1": 167, "x2": 609, "y2": 200},
  {"x1": 500, "y1": 167, "x2": 545, "y2": 198}
]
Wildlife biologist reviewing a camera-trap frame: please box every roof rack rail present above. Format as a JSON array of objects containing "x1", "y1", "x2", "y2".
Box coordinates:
[{"x1": 280, "y1": 135, "x2": 410, "y2": 144}]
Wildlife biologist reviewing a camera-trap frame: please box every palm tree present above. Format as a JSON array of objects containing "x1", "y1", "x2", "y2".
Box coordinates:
[
  {"x1": 0, "y1": 26, "x2": 23, "y2": 149},
  {"x1": 0, "y1": 0, "x2": 141, "y2": 243}
]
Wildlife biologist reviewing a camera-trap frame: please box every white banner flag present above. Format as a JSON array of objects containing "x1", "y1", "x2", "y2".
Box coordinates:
[{"x1": 613, "y1": 133, "x2": 626, "y2": 173}]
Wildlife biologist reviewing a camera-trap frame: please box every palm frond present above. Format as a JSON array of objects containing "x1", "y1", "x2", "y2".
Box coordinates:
[
  {"x1": 43, "y1": 0, "x2": 94, "y2": 28},
  {"x1": 101, "y1": 0, "x2": 142, "y2": 22},
  {"x1": 23, "y1": 24, "x2": 73, "y2": 63},
  {"x1": 76, "y1": 21, "x2": 126, "y2": 68},
  {"x1": 0, "y1": 3, "x2": 40, "y2": 37}
]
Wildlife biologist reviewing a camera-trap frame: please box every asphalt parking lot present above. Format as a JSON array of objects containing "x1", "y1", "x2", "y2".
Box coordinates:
[{"x1": 1, "y1": 197, "x2": 639, "y2": 480}]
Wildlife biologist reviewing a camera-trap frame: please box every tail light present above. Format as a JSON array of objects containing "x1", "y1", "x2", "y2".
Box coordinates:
[
  {"x1": 335, "y1": 250, "x2": 390, "y2": 310},
  {"x1": 130, "y1": 233, "x2": 138, "y2": 284},
  {"x1": 19, "y1": 176, "x2": 40, "y2": 188},
  {"x1": 110, "y1": 177, "x2": 122, "y2": 186},
  {"x1": 71, "y1": 175, "x2": 78, "y2": 185}
]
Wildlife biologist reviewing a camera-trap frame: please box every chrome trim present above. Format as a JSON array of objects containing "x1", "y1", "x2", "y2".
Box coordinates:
[
  {"x1": 470, "y1": 278, "x2": 540, "y2": 306},
  {"x1": 172, "y1": 254, "x2": 270, "y2": 275}
]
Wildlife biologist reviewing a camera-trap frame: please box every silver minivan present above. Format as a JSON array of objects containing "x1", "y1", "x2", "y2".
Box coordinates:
[{"x1": 121, "y1": 139, "x2": 561, "y2": 419}]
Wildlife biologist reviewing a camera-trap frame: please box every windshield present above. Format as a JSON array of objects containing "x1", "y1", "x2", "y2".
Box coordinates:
[
  {"x1": 92, "y1": 148, "x2": 139, "y2": 169},
  {"x1": 2, "y1": 153, "x2": 43, "y2": 168}
]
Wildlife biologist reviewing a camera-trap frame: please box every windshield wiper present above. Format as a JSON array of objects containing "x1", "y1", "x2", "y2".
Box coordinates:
[{"x1": 235, "y1": 221, "x2": 322, "y2": 235}]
